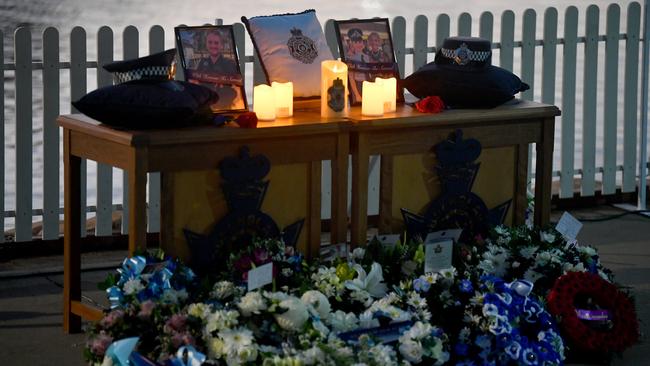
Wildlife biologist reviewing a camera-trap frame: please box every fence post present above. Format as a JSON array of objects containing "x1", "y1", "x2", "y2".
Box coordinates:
[
  {"x1": 603, "y1": 4, "x2": 621, "y2": 195},
  {"x1": 500, "y1": 10, "x2": 515, "y2": 71},
  {"x1": 14, "y1": 27, "x2": 33, "y2": 242},
  {"x1": 413, "y1": 15, "x2": 429, "y2": 71},
  {"x1": 479, "y1": 12, "x2": 494, "y2": 43},
  {"x1": 435, "y1": 14, "x2": 450, "y2": 52},
  {"x1": 582, "y1": 5, "x2": 600, "y2": 197},
  {"x1": 458, "y1": 12, "x2": 472, "y2": 36},
  {"x1": 392, "y1": 17, "x2": 406, "y2": 78},
  {"x1": 42, "y1": 27, "x2": 60, "y2": 240},
  {"x1": 560, "y1": 7, "x2": 578, "y2": 199},
  {"x1": 70, "y1": 27, "x2": 88, "y2": 237},
  {"x1": 148, "y1": 25, "x2": 165, "y2": 234},
  {"x1": 95, "y1": 26, "x2": 114, "y2": 237},
  {"x1": 623, "y1": 2, "x2": 641, "y2": 193},
  {"x1": 122, "y1": 25, "x2": 139, "y2": 234},
  {"x1": 640, "y1": 0, "x2": 650, "y2": 209}
]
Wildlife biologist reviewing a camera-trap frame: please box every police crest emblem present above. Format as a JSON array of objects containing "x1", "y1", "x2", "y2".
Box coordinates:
[
  {"x1": 327, "y1": 78, "x2": 345, "y2": 112},
  {"x1": 287, "y1": 27, "x2": 318, "y2": 64}
]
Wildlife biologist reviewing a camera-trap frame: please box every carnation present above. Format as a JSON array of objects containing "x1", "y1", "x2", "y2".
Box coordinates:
[
  {"x1": 122, "y1": 278, "x2": 144, "y2": 295},
  {"x1": 327, "y1": 310, "x2": 359, "y2": 332},
  {"x1": 205, "y1": 310, "x2": 239, "y2": 334},
  {"x1": 211, "y1": 281, "x2": 236, "y2": 300},
  {"x1": 238, "y1": 291, "x2": 267, "y2": 317},
  {"x1": 187, "y1": 303, "x2": 211, "y2": 319},
  {"x1": 300, "y1": 290, "x2": 331, "y2": 320},
  {"x1": 399, "y1": 339, "x2": 423, "y2": 363},
  {"x1": 274, "y1": 296, "x2": 309, "y2": 331}
]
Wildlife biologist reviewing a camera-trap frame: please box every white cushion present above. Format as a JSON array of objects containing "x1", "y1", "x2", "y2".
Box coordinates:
[{"x1": 242, "y1": 10, "x2": 334, "y2": 98}]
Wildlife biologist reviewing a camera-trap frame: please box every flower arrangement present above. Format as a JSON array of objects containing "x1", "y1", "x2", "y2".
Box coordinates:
[
  {"x1": 85, "y1": 226, "x2": 639, "y2": 366},
  {"x1": 547, "y1": 271, "x2": 639, "y2": 355}
]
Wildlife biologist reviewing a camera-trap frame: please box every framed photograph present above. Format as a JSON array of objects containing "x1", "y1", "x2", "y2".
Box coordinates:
[
  {"x1": 334, "y1": 18, "x2": 404, "y2": 105},
  {"x1": 175, "y1": 25, "x2": 248, "y2": 113}
]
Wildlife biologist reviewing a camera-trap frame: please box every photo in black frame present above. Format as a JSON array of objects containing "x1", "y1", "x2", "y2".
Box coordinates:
[
  {"x1": 334, "y1": 18, "x2": 404, "y2": 105},
  {"x1": 175, "y1": 25, "x2": 248, "y2": 113}
]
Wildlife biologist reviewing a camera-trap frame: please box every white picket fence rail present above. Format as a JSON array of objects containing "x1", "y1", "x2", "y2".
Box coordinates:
[{"x1": 2, "y1": 2, "x2": 649, "y2": 242}]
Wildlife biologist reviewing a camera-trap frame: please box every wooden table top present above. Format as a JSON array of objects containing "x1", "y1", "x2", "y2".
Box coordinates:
[{"x1": 58, "y1": 99, "x2": 560, "y2": 147}]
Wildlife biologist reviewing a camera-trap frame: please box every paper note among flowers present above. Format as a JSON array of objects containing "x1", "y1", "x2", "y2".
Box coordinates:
[
  {"x1": 555, "y1": 212, "x2": 583, "y2": 240},
  {"x1": 247, "y1": 262, "x2": 273, "y2": 291},
  {"x1": 376, "y1": 234, "x2": 401, "y2": 249},
  {"x1": 424, "y1": 236, "x2": 454, "y2": 273}
]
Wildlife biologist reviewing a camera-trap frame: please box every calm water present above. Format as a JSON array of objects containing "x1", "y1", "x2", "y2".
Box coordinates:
[{"x1": 0, "y1": 0, "x2": 643, "y2": 226}]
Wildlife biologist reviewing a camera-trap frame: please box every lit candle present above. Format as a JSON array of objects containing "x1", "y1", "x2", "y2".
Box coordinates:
[
  {"x1": 321, "y1": 59, "x2": 348, "y2": 118},
  {"x1": 361, "y1": 80, "x2": 384, "y2": 117},
  {"x1": 253, "y1": 84, "x2": 276, "y2": 121},
  {"x1": 271, "y1": 81, "x2": 293, "y2": 118},
  {"x1": 375, "y1": 77, "x2": 397, "y2": 113}
]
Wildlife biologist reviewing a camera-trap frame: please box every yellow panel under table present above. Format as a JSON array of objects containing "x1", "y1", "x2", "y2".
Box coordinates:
[
  {"x1": 348, "y1": 100, "x2": 559, "y2": 246},
  {"x1": 166, "y1": 164, "x2": 310, "y2": 261},
  {"x1": 389, "y1": 147, "x2": 516, "y2": 233}
]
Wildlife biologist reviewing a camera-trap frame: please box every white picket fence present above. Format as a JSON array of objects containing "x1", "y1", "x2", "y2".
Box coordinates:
[{"x1": 2, "y1": 2, "x2": 649, "y2": 243}]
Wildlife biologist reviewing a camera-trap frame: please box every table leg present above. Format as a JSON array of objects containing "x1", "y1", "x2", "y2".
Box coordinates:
[
  {"x1": 308, "y1": 162, "x2": 322, "y2": 258},
  {"x1": 63, "y1": 130, "x2": 81, "y2": 333},
  {"x1": 331, "y1": 132, "x2": 349, "y2": 244},
  {"x1": 514, "y1": 144, "x2": 529, "y2": 225},
  {"x1": 128, "y1": 149, "x2": 148, "y2": 254},
  {"x1": 534, "y1": 118, "x2": 555, "y2": 226},
  {"x1": 378, "y1": 154, "x2": 393, "y2": 233},
  {"x1": 351, "y1": 133, "x2": 369, "y2": 247}
]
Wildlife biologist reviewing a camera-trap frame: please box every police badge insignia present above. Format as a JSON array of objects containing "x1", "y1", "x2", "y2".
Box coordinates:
[
  {"x1": 453, "y1": 43, "x2": 472, "y2": 66},
  {"x1": 287, "y1": 27, "x2": 318, "y2": 64},
  {"x1": 327, "y1": 78, "x2": 345, "y2": 112}
]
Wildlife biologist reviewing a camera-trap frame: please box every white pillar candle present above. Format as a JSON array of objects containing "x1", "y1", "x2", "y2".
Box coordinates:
[
  {"x1": 253, "y1": 84, "x2": 276, "y2": 121},
  {"x1": 361, "y1": 80, "x2": 384, "y2": 117},
  {"x1": 375, "y1": 77, "x2": 397, "y2": 113},
  {"x1": 271, "y1": 81, "x2": 293, "y2": 118},
  {"x1": 321, "y1": 59, "x2": 349, "y2": 118}
]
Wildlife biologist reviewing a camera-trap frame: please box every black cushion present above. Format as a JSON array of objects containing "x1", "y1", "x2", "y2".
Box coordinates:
[
  {"x1": 403, "y1": 61, "x2": 529, "y2": 109},
  {"x1": 72, "y1": 79, "x2": 219, "y2": 129}
]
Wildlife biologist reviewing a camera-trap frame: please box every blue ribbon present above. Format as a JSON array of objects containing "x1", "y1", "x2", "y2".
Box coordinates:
[
  {"x1": 107, "y1": 286, "x2": 125, "y2": 309},
  {"x1": 507, "y1": 279, "x2": 534, "y2": 297},
  {"x1": 167, "y1": 345, "x2": 206, "y2": 366},
  {"x1": 105, "y1": 337, "x2": 139, "y2": 366},
  {"x1": 117, "y1": 256, "x2": 147, "y2": 285}
]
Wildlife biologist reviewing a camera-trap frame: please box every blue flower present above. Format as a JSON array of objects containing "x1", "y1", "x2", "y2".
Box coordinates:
[
  {"x1": 454, "y1": 343, "x2": 470, "y2": 356},
  {"x1": 521, "y1": 347, "x2": 540, "y2": 366},
  {"x1": 413, "y1": 277, "x2": 431, "y2": 293},
  {"x1": 459, "y1": 279, "x2": 474, "y2": 293},
  {"x1": 505, "y1": 341, "x2": 522, "y2": 360}
]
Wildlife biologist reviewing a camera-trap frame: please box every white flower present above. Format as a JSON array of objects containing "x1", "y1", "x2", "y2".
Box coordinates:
[
  {"x1": 399, "y1": 340, "x2": 423, "y2": 363},
  {"x1": 351, "y1": 247, "x2": 366, "y2": 260},
  {"x1": 301, "y1": 290, "x2": 331, "y2": 320},
  {"x1": 540, "y1": 231, "x2": 556, "y2": 243},
  {"x1": 264, "y1": 291, "x2": 290, "y2": 302},
  {"x1": 327, "y1": 310, "x2": 359, "y2": 332},
  {"x1": 238, "y1": 291, "x2": 267, "y2": 317},
  {"x1": 439, "y1": 267, "x2": 457, "y2": 283},
  {"x1": 368, "y1": 344, "x2": 397, "y2": 364},
  {"x1": 274, "y1": 296, "x2": 309, "y2": 331},
  {"x1": 482, "y1": 303, "x2": 499, "y2": 317},
  {"x1": 519, "y1": 246, "x2": 538, "y2": 259},
  {"x1": 218, "y1": 327, "x2": 257, "y2": 364},
  {"x1": 207, "y1": 336, "x2": 225, "y2": 359},
  {"x1": 562, "y1": 262, "x2": 586, "y2": 273},
  {"x1": 407, "y1": 292, "x2": 426, "y2": 309},
  {"x1": 577, "y1": 245, "x2": 597, "y2": 257},
  {"x1": 187, "y1": 303, "x2": 211, "y2": 319},
  {"x1": 404, "y1": 321, "x2": 433, "y2": 340},
  {"x1": 523, "y1": 268, "x2": 544, "y2": 284},
  {"x1": 205, "y1": 310, "x2": 239, "y2": 334},
  {"x1": 301, "y1": 345, "x2": 326, "y2": 365},
  {"x1": 311, "y1": 319, "x2": 330, "y2": 337},
  {"x1": 345, "y1": 262, "x2": 388, "y2": 299},
  {"x1": 211, "y1": 281, "x2": 235, "y2": 300},
  {"x1": 160, "y1": 288, "x2": 186, "y2": 304},
  {"x1": 358, "y1": 311, "x2": 380, "y2": 329},
  {"x1": 535, "y1": 251, "x2": 552, "y2": 266},
  {"x1": 122, "y1": 278, "x2": 144, "y2": 295},
  {"x1": 310, "y1": 267, "x2": 343, "y2": 298}
]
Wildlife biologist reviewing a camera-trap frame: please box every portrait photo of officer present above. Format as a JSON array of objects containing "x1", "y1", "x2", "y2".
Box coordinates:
[{"x1": 176, "y1": 25, "x2": 247, "y2": 112}]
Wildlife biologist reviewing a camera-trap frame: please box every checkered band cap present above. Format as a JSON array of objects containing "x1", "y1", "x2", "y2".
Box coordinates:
[
  {"x1": 435, "y1": 36, "x2": 492, "y2": 67},
  {"x1": 440, "y1": 46, "x2": 491, "y2": 63},
  {"x1": 112, "y1": 66, "x2": 173, "y2": 84}
]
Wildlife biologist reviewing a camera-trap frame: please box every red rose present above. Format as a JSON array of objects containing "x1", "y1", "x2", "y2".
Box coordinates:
[
  {"x1": 236, "y1": 112, "x2": 258, "y2": 128},
  {"x1": 415, "y1": 96, "x2": 445, "y2": 113}
]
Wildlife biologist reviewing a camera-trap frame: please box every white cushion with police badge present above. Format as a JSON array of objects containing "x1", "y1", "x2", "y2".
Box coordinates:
[{"x1": 242, "y1": 9, "x2": 334, "y2": 98}]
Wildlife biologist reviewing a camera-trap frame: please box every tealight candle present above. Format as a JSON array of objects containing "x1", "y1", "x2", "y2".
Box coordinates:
[
  {"x1": 321, "y1": 59, "x2": 349, "y2": 118},
  {"x1": 253, "y1": 84, "x2": 276, "y2": 121},
  {"x1": 361, "y1": 80, "x2": 384, "y2": 117},
  {"x1": 375, "y1": 77, "x2": 397, "y2": 113},
  {"x1": 271, "y1": 81, "x2": 293, "y2": 118}
]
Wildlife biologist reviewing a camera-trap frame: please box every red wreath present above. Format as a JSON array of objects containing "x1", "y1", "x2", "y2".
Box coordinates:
[{"x1": 547, "y1": 271, "x2": 639, "y2": 353}]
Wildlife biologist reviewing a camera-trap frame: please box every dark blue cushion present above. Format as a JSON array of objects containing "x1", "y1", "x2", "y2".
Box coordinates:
[
  {"x1": 72, "y1": 79, "x2": 219, "y2": 129},
  {"x1": 403, "y1": 62, "x2": 529, "y2": 108}
]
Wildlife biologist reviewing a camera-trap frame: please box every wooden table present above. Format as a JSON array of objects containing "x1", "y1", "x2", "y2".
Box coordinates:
[
  {"x1": 348, "y1": 100, "x2": 560, "y2": 246},
  {"x1": 58, "y1": 111, "x2": 350, "y2": 333}
]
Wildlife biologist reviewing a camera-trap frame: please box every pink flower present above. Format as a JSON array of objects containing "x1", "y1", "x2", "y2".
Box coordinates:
[
  {"x1": 100, "y1": 309, "x2": 125, "y2": 328},
  {"x1": 171, "y1": 332, "x2": 195, "y2": 348},
  {"x1": 284, "y1": 246, "x2": 295, "y2": 257},
  {"x1": 164, "y1": 314, "x2": 187, "y2": 333},
  {"x1": 138, "y1": 300, "x2": 155, "y2": 319},
  {"x1": 253, "y1": 248, "x2": 270, "y2": 265},
  {"x1": 89, "y1": 331, "x2": 113, "y2": 356}
]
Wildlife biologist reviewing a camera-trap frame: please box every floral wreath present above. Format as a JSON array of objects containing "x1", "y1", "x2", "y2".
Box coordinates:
[{"x1": 547, "y1": 271, "x2": 639, "y2": 353}]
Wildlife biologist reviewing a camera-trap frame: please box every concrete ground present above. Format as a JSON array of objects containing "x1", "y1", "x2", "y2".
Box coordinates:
[{"x1": 0, "y1": 206, "x2": 648, "y2": 365}]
